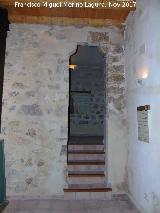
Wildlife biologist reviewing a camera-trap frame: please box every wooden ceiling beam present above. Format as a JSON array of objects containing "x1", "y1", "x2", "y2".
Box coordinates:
[
  {"x1": 7, "y1": 7, "x2": 130, "y2": 21},
  {"x1": 0, "y1": 0, "x2": 136, "y2": 10},
  {"x1": 8, "y1": 16, "x2": 124, "y2": 27},
  {"x1": 0, "y1": 0, "x2": 135, "y2": 26}
]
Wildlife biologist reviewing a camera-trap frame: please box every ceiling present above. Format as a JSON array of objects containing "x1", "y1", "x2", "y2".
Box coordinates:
[{"x1": 0, "y1": 0, "x2": 136, "y2": 27}]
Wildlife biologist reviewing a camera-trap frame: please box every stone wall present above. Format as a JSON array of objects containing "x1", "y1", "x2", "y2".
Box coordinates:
[
  {"x1": 125, "y1": 1, "x2": 160, "y2": 212},
  {"x1": 2, "y1": 23, "x2": 127, "y2": 197}
]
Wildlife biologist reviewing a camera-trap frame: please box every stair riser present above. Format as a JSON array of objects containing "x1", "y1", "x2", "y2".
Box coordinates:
[
  {"x1": 67, "y1": 165, "x2": 105, "y2": 172},
  {"x1": 68, "y1": 154, "x2": 105, "y2": 161},
  {"x1": 64, "y1": 191, "x2": 112, "y2": 200},
  {"x1": 68, "y1": 145, "x2": 104, "y2": 151},
  {"x1": 67, "y1": 176, "x2": 106, "y2": 185}
]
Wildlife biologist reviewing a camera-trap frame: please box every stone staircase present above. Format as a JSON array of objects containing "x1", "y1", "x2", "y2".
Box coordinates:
[{"x1": 64, "y1": 136, "x2": 112, "y2": 200}]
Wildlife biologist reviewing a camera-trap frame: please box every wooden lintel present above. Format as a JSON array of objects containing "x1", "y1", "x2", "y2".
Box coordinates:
[
  {"x1": 0, "y1": 0, "x2": 135, "y2": 26},
  {"x1": 0, "y1": 0, "x2": 136, "y2": 10},
  {"x1": 7, "y1": 7, "x2": 130, "y2": 20}
]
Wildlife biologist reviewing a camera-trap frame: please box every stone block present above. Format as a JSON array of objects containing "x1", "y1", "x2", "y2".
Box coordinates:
[
  {"x1": 89, "y1": 32, "x2": 109, "y2": 43},
  {"x1": 25, "y1": 90, "x2": 36, "y2": 97},
  {"x1": 110, "y1": 65, "x2": 124, "y2": 74},
  {"x1": 60, "y1": 145, "x2": 67, "y2": 156},
  {"x1": 109, "y1": 32, "x2": 124, "y2": 45},
  {"x1": 12, "y1": 82, "x2": 25, "y2": 89},
  {"x1": 108, "y1": 56, "x2": 121, "y2": 63},
  {"x1": 26, "y1": 128, "x2": 36, "y2": 138},
  {"x1": 37, "y1": 160, "x2": 45, "y2": 167},
  {"x1": 111, "y1": 74, "x2": 125, "y2": 82},
  {"x1": 19, "y1": 104, "x2": 43, "y2": 116},
  {"x1": 111, "y1": 45, "x2": 124, "y2": 54}
]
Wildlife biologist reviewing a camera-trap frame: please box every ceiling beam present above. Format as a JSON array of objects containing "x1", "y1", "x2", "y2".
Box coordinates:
[
  {"x1": 0, "y1": 0, "x2": 136, "y2": 10},
  {"x1": 8, "y1": 16, "x2": 125, "y2": 27},
  {"x1": 0, "y1": 0, "x2": 135, "y2": 26},
  {"x1": 7, "y1": 7, "x2": 130, "y2": 20},
  {"x1": 6, "y1": 7, "x2": 130, "y2": 26}
]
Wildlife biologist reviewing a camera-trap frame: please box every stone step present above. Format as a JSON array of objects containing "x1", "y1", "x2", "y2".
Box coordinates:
[
  {"x1": 68, "y1": 144, "x2": 104, "y2": 151},
  {"x1": 67, "y1": 174, "x2": 106, "y2": 185},
  {"x1": 68, "y1": 150, "x2": 105, "y2": 154},
  {"x1": 68, "y1": 171, "x2": 105, "y2": 175},
  {"x1": 68, "y1": 160, "x2": 105, "y2": 165},
  {"x1": 64, "y1": 190, "x2": 112, "y2": 200},
  {"x1": 67, "y1": 164, "x2": 105, "y2": 172},
  {"x1": 68, "y1": 153, "x2": 105, "y2": 161},
  {"x1": 68, "y1": 136, "x2": 104, "y2": 145},
  {"x1": 65, "y1": 136, "x2": 110, "y2": 200},
  {"x1": 69, "y1": 141, "x2": 103, "y2": 145},
  {"x1": 65, "y1": 183, "x2": 112, "y2": 191},
  {"x1": 64, "y1": 184, "x2": 112, "y2": 200}
]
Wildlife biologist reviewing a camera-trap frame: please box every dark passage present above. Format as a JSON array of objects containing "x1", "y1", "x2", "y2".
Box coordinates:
[{"x1": 68, "y1": 45, "x2": 106, "y2": 138}]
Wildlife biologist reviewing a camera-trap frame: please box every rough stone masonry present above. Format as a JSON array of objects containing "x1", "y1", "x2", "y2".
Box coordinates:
[{"x1": 2, "y1": 24, "x2": 127, "y2": 197}]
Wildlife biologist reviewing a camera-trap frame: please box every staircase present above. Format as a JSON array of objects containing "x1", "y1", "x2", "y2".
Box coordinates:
[{"x1": 64, "y1": 136, "x2": 112, "y2": 200}]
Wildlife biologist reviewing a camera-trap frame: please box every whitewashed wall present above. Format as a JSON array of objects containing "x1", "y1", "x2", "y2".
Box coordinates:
[
  {"x1": 2, "y1": 24, "x2": 127, "y2": 197},
  {"x1": 125, "y1": 0, "x2": 160, "y2": 212}
]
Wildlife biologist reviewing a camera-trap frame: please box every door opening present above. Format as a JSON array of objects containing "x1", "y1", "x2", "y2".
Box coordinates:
[
  {"x1": 64, "y1": 45, "x2": 111, "y2": 197},
  {"x1": 68, "y1": 45, "x2": 106, "y2": 139}
]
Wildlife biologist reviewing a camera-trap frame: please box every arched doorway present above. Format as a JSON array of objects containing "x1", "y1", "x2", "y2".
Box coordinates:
[{"x1": 64, "y1": 45, "x2": 111, "y2": 199}]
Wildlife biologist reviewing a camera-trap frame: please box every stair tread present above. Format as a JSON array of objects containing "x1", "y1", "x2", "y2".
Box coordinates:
[
  {"x1": 68, "y1": 183, "x2": 108, "y2": 187},
  {"x1": 68, "y1": 171, "x2": 105, "y2": 175},
  {"x1": 68, "y1": 174, "x2": 105, "y2": 177},
  {"x1": 68, "y1": 150, "x2": 105, "y2": 154},
  {"x1": 64, "y1": 183, "x2": 112, "y2": 192},
  {"x1": 68, "y1": 142, "x2": 103, "y2": 145},
  {"x1": 68, "y1": 136, "x2": 103, "y2": 145},
  {"x1": 68, "y1": 160, "x2": 105, "y2": 165},
  {"x1": 64, "y1": 188, "x2": 112, "y2": 192}
]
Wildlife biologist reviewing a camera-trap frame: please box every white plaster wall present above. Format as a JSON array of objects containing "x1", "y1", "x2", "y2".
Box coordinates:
[
  {"x1": 2, "y1": 24, "x2": 127, "y2": 197},
  {"x1": 125, "y1": 1, "x2": 160, "y2": 212}
]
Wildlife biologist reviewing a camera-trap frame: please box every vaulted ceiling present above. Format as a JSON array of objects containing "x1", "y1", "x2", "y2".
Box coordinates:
[{"x1": 0, "y1": 0, "x2": 136, "y2": 26}]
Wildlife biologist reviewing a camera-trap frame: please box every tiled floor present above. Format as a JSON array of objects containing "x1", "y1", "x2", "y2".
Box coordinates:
[{"x1": 3, "y1": 194, "x2": 139, "y2": 213}]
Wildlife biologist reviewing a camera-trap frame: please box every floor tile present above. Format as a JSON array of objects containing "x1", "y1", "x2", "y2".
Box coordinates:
[
  {"x1": 69, "y1": 200, "x2": 84, "y2": 210},
  {"x1": 3, "y1": 209, "x2": 15, "y2": 213},
  {"x1": 86, "y1": 209, "x2": 103, "y2": 213},
  {"x1": 51, "y1": 200, "x2": 70, "y2": 210},
  {"x1": 84, "y1": 200, "x2": 100, "y2": 209},
  {"x1": 71, "y1": 210, "x2": 88, "y2": 213},
  {"x1": 51, "y1": 211, "x2": 71, "y2": 213},
  {"x1": 98, "y1": 200, "x2": 120, "y2": 208},
  {"x1": 2, "y1": 194, "x2": 139, "y2": 213},
  {"x1": 32, "y1": 210, "x2": 52, "y2": 213},
  {"x1": 121, "y1": 209, "x2": 139, "y2": 213},
  {"x1": 36, "y1": 200, "x2": 52, "y2": 209},
  {"x1": 102, "y1": 207, "x2": 122, "y2": 213},
  {"x1": 14, "y1": 211, "x2": 34, "y2": 213}
]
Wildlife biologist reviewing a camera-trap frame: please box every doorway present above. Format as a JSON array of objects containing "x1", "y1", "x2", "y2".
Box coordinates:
[
  {"x1": 68, "y1": 45, "x2": 106, "y2": 139},
  {"x1": 64, "y1": 45, "x2": 110, "y2": 195}
]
